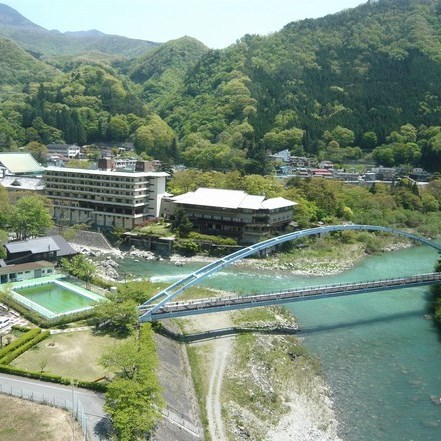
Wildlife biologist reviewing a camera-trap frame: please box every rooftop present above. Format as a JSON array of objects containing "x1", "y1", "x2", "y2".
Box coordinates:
[
  {"x1": 45, "y1": 166, "x2": 169, "y2": 178},
  {"x1": 6, "y1": 237, "x2": 60, "y2": 255},
  {"x1": 0, "y1": 153, "x2": 45, "y2": 174},
  {"x1": 0, "y1": 175, "x2": 45, "y2": 191},
  {"x1": 172, "y1": 188, "x2": 297, "y2": 210},
  {"x1": 0, "y1": 260, "x2": 54, "y2": 276}
]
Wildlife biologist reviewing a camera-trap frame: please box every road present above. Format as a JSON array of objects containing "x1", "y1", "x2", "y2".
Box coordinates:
[{"x1": 0, "y1": 373, "x2": 110, "y2": 441}]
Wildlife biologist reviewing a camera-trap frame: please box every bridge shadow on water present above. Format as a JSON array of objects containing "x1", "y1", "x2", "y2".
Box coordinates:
[
  {"x1": 155, "y1": 324, "x2": 298, "y2": 343},
  {"x1": 154, "y1": 309, "x2": 440, "y2": 342},
  {"x1": 297, "y1": 309, "x2": 430, "y2": 335}
]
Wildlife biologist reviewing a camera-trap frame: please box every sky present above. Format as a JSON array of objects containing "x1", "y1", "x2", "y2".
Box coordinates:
[{"x1": 2, "y1": 0, "x2": 366, "y2": 49}]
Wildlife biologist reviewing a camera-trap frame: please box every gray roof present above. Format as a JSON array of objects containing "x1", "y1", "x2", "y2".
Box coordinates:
[
  {"x1": 6, "y1": 237, "x2": 60, "y2": 255},
  {"x1": 0, "y1": 176, "x2": 45, "y2": 191},
  {"x1": 51, "y1": 235, "x2": 78, "y2": 257},
  {"x1": 0, "y1": 153, "x2": 45, "y2": 174}
]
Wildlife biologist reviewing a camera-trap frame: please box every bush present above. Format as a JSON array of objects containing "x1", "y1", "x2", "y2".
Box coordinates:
[
  {"x1": 187, "y1": 232, "x2": 238, "y2": 246},
  {"x1": 0, "y1": 328, "x2": 41, "y2": 360},
  {"x1": 0, "y1": 331, "x2": 50, "y2": 365},
  {"x1": 174, "y1": 239, "x2": 200, "y2": 256},
  {"x1": 0, "y1": 364, "x2": 108, "y2": 392},
  {"x1": 11, "y1": 325, "x2": 31, "y2": 332}
]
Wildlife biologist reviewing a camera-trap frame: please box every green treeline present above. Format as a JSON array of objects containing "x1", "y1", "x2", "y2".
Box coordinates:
[
  {"x1": 4, "y1": 1, "x2": 441, "y2": 171},
  {"x1": 168, "y1": 169, "x2": 441, "y2": 235}
]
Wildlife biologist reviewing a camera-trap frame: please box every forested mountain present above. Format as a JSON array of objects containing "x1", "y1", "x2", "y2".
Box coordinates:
[
  {"x1": 0, "y1": 3, "x2": 159, "y2": 62},
  {"x1": 3, "y1": 0, "x2": 441, "y2": 172},
  {"x1": 124, "y1": 37, "x2": 209, "y2": 114},
  {"x1": 0, "y1": 37, "x2": 59, "y2": 89}
]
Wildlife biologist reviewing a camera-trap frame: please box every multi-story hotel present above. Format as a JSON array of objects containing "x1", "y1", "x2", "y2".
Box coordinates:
[
  {"x1": 163, "y1": 187, "x2": 297, "y2": 244},
  {"x1": 44, "y1": 164, "x2": 169, "y2": 229}
]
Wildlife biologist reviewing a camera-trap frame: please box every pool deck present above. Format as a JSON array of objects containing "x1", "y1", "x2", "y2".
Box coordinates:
[
  {"x1": 10, "y1": 275, "x2": 106, "y2": 319},
  {"x1": 12, "y1": 274, "x2": 65, "y2": 289}
]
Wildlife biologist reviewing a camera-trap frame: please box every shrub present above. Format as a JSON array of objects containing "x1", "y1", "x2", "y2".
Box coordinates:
[
  {"x1": 0, "y1": 328, "x2": 41, "y2": 360},
  {"x1": 0, "y1": 331, "x2": 50, "y2": 365},
  {"x1": 174, "y1": 239, "x2": 200, "y2": 256},
  {"x1": 0, "y1": 364, "x2": 108, "y2": 392},
  {"x1": 187, "y1": 232, "x2": 238, "y2": 246}
]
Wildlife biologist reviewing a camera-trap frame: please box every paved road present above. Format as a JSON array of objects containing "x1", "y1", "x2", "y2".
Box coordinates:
[{"x1": 0, "y1": 373, "x2": 111, "y2": 441}]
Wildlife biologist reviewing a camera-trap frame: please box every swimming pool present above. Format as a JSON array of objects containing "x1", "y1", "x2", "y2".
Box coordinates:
[{"x1": 12, "y1": 279, "x2": 105, "y2": 319}]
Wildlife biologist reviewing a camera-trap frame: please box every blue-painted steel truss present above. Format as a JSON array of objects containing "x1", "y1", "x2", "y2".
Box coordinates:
[{"x1": 139, "y1": 224, "x2": 441, "y2": 322}]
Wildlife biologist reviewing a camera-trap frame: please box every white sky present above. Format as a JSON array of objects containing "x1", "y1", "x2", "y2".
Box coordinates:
[{"x1": 2, "y1": 0, "x2": 366, "y2": 49}]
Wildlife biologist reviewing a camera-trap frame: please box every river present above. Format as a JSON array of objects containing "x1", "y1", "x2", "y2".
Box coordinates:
[{"x1": 119, "y1": 244, "x2": 441, "y2": 441}]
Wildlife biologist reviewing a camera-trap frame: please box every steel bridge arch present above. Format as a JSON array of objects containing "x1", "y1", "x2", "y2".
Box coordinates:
[{"x1": 139, "y1": 224, "x2": 441, "y2": 321}]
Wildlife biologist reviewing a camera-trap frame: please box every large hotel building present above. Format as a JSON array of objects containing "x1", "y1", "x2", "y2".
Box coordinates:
[{"x1": 44, "y1": 163, "x2": 168, "y2": 229}]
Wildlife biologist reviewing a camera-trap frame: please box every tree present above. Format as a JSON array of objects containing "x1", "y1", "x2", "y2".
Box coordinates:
[
  {"x1": 102, "y1": 324, "x2": 163, "y2": 441},
  {"x1": 0, "y1": 284, "x2": 12, "y2": 310},
  {"x1": 93, "y1": 296, "x2": 138, "y2": 337},
  {"x1": 105, "y1": 378, "x2": 159, "y2": 441},
  {"x1": 9, "y1": 196, "x2": 53, "y2": 240},
  {"x1": 134, "y1": 115, "x2": 176, "y2": 161},
  {"x1": 171, "y1": 208, "x2": 193, "y2": 237},
  {"x1": 361, "y1": 131, "x2": 378, "y2": 150},
  {"x1": 324, "y1": 126, "x2": 355, "y2": 148},
  {"x1": 0, "y1": 186, "x2": 11, "y2": 232},
  {"x1": 109, "y1": 115, "x2": 129, "y2": 141},
  {"x1": 25, "y1": 141, "x2": 48, "y2": 164},
  {"x1": 61, "y1": 255, "x2": 96, "y2": 282}
]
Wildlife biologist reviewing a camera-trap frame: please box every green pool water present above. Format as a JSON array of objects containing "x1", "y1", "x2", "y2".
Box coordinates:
[{"x1": 16, "y1": 282, "x2": 96, "y2": 314}]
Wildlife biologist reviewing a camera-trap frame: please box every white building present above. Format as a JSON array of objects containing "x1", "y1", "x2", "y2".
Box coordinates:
[
  {"x1": 47, "y1": 144, "x2": 81, "y2": 159},
  {"x1": 0, "y1": 261, "x2": 55, "y2": 284},
  {"x1": 44, "y1": 166, "x2": 169, "y2": 229}
]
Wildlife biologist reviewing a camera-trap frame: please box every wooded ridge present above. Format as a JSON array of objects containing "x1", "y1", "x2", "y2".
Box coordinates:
[{"x1": 1, "y1": 0, "x2": 441, "y2": 172}]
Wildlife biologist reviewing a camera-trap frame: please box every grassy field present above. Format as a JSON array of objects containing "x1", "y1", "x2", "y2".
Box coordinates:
[
  {"x1": 0, "y1": 395, "x2": 82, "y2": 441},
  {"x1": 11, "y1": 330, "x2": 123, "y2": 381}
]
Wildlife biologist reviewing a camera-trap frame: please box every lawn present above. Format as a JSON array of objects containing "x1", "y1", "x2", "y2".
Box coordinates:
[
  {"x1": 0, "y1": 395, "x2": 82, "y2": 441},
  {"x1": 11, "y1": 330, "x2": 124, "y2": 381},
  {"x1": 137, "y1": 222, "x2": 172, "y2": 237}
]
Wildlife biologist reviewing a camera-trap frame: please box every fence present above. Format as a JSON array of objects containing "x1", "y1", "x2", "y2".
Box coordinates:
[
  {"x1": 161, "y1": 404, "x2": 203, "y2": 438},
  {"x1": 65, "y1": 275, "x2": 109, "y2": 297},
  {"x1": 0, "y1": 383, "x2": 89, "y2": 440}
]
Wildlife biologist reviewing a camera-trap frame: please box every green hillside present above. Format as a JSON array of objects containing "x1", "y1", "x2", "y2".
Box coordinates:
[
  {"x1": 0, "y1": 37, "x2": 59, "y2": 90},
  {"x1": 125, "y1": 36, "x2": 209, "y2": 114},
  {"x1": 0, "y1": 3, "x2": 159, "y2": 62},
  {"x1": 3, "y1": 0, "x2": 441, "y2": 172}
]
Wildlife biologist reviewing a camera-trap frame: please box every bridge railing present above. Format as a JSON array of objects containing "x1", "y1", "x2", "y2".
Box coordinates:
[
  {"x1": 139, "y1": 224, "x2": 441, "y2": 321},
  {"x1": 147, "y1": 272, "x2": 441, "y2": 317}
]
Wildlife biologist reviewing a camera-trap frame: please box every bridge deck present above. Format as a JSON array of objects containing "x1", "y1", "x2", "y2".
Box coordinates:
[
  {"x1": 139, "y1": 224, "x2": 441, "y2": 322},
  {"x1": 140, "y1": 272, "x2": 441, "y2": 321}
]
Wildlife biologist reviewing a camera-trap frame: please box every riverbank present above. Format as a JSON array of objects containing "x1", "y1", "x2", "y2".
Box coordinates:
[
  {"x1": 167, "y1": 236, "x2": 413, "y2": 277},
  {"x1": 178, "y1": 305, "x2": 342, "y2": 441}
]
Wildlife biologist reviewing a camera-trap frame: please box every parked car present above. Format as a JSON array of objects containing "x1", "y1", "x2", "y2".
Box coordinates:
[{"x1": 0, "y1": 317, "x2": 10, "y2": 328}]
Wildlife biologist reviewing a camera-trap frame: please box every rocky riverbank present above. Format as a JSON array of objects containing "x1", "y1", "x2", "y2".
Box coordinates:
[{"x1": 181, "y1": 306, "x2": 342, "y2": 441}]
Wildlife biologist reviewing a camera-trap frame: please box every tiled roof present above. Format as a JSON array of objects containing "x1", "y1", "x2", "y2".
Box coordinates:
[{"x1": 0, "y1": 176, "x2": 44, "y2": 191}]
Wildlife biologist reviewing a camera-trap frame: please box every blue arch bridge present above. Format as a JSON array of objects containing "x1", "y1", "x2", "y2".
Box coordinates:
[{"x1": 139, "y1": 224, "x2": 441, "y2": 322}]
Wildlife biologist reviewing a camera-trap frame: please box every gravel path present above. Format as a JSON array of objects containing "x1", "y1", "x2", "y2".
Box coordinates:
[
  {"x1": 206, "y1": 335, "x2": 231, "y2": 441},
  {"x1": 184, "y1": 312, "x2": 233, "y2": 441}
]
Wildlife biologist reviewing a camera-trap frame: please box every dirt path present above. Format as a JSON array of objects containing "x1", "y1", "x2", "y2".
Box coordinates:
[
  {"x1": 206, "y1": 334, "x2": 232, "y2": 441},
  {"x1": 184, "y1": 312, "x2": 233, "y2": 441}
]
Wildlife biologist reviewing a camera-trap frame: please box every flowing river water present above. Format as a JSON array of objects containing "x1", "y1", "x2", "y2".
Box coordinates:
[{"x1": 119, "y1": 243, "x2": 441, "y2": 441}]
